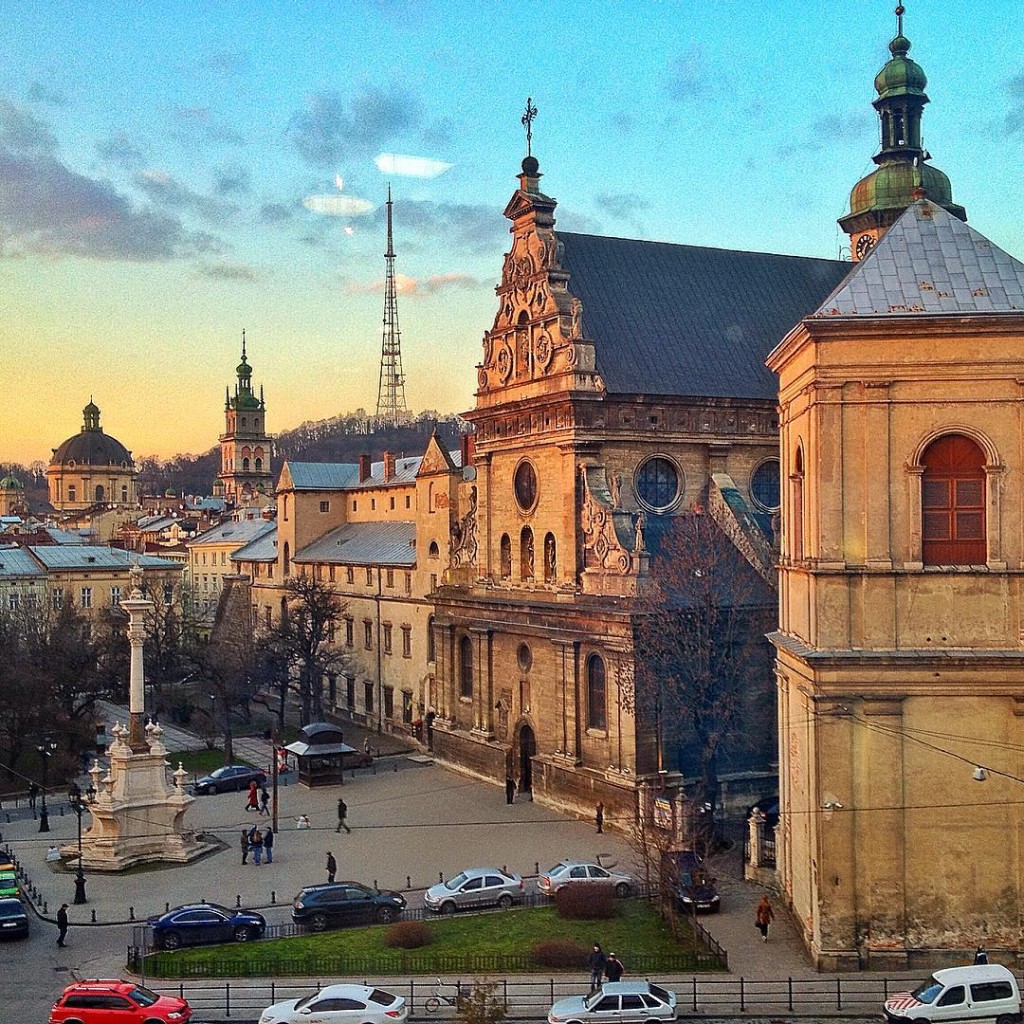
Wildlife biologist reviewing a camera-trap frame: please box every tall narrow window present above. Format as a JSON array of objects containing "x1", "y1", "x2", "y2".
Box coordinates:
[
  {"x1": 587, "y1": 654, "x2": 607, "y2": 731},
  {"x1": 427, "y1": 615, "x2": 435, "y2": 663},
  {"x1": 283, "y1": 541, "x2": 291, "y2": 576},
  {"x1": 500, "y1": 534, "x2": 512, "y2": 579},
  {"x1": 921, "y1": 434, "x2": 986, "y2": 565},
  {"x1": 543, "y1": 533, "x2": 556, "y2": 582},
  {"x1": 459, "y1": 635, "x2": 474, "y2": 698},
  {"x1": 791, "y1": 446, "x2": 804, "y2": 561}
]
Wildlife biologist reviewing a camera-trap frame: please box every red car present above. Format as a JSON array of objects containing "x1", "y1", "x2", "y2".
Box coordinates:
[{"x1": 50, "y1": 980, "x2": 191, "y2": 1024}]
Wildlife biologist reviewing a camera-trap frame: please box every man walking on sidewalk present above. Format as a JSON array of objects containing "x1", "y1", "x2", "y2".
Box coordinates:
[
  {"x1": 326, "y1": 851, "x2": 337, "y2": 883},
  {"x1": 56, "y1": 904, "x2": 69, "y2": 947},
  {"x1": 264, "y1": 826, "x2": 274, "y2": 864},
  {"x1": 336, "y1": 797, "x2": 351, "y2": 833}
]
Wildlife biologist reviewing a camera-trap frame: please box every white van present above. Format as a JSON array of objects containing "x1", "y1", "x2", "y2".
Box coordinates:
[{"x1": 884, "y1": 964, "x2": 1022, "y2": 1024}]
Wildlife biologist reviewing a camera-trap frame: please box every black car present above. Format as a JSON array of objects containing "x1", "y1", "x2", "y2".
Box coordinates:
[
  {"x1": 292, "y1": 882, "x2": 406, "y2": 932},
  {"x1": 663, "y1": 850, "x2": 721, "y2": 914},
  {"x1": 148, "y1": 902, "x2": 266, "y2": 949},
  {"x1": 192, "y1": 764, "x2": 267, "y2": 795},
  {"x1": 0, "y1": 897, "x2": 28, "y2": 939}
]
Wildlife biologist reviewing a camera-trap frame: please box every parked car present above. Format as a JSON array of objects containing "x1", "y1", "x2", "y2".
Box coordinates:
[
  {"x1": 883, "y1": 964, "x2": 1021, "y2": 1024},
  {"x1": 258, "y1": 984, "x2": 407, "y2": 1024},
  {"x1": 539, "y1": 860, "x2": 634, "y2": 898},
  {"x1": 148, "y1": 903, "x2": 266, "y2": 950},
  {"x1": 424, "y1": 867, "x2": 524, "y2": 914},
  {"x1": 548, "y1": 982, "x2": 678, "y2": 1024},
  {"x1": 0, "y1": 897, "x2": 29, "y2": 939},
  {"x1": 49, "y1": 980, "x2": 191, "y2": 1023},
  {"x1": 291, "y1": 882, "x2": 406, "y2": 931},
  {"x1": 0, "y1": 867, "x2": 19, "y2": 899},
  {"x1": 662, "y1": 850, "x2": 720, "y2": 914},
  {"x1": 191, "y1": 765, "x2": 267, "y2": 795}
]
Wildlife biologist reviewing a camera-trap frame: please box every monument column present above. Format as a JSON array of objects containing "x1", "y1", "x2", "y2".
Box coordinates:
[{"x1": 121, "y1": 564, "x2": 155, "y2": 752}]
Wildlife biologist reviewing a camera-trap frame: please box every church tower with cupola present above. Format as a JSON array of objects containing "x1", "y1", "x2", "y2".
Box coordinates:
[
  {"x1": 215, "y1": 332, "x2": 272, "y2": 507},
  {"x1": 839, "y1": 4, "x2": 966, "y2": 261}
]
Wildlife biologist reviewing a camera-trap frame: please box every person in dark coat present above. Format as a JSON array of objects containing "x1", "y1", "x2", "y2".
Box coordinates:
[
  {"x1": 326, "y1": 851, "x2": 337, "y2": 883},
  {"x1": 587, "y1": 943, "x2": 607, "y2": 990},
  {"x1": 336, "y1": 798, "x2": 350, "y2": 833},
  {"x1": 240, "y1": 829, "x2": 250, "y2": 865},
  {"x1": 250, "y1": 827, "x2": 263, "y2": 866},
  {"x1": 56, "y1": 903, "x2": 69, "y2": 947},
  {"x1": 28, "y1": 782, "x2": 38, "y2": 810},
  {"x1": 505, "y1": 776, "x2": 516, "y2": 804},
  {"x1": 264, "y1": 826, "x2": 274, "y2": 864},
  {"x1": 259, "y1": 786, "x2": 270, "y2": 816},
  {"x1": 605, "y1": 953, "x2": 624, "y2": 982},
  {"x1": 595, "y1": 802, "x2": 604, "y2": 834}
]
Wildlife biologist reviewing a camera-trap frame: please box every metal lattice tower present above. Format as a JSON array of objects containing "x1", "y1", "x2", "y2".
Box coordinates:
[{"x1": 376, "y1": 185, "x2": 408, "y2": 423}]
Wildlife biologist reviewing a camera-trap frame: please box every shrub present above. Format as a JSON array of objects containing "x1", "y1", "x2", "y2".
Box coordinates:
[
  {"x1": 554, "y1": 882, "x2": 616, "y2": 920},
  {"x1": 383, "y1": 920, "x2": 434, "y2": 949},
  {"x1": 531, "y1": 938, "x2": 589, "y2": 968}
]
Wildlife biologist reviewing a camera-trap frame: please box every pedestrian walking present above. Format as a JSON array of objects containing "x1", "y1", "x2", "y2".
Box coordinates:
[
  {"x1": 505, "y1": 775, "x2": 516, "y2": 804},
  {"x1": 363, "y1": 735, "x2": 372, "y2": 757},
  {"x1": 245, "y1": 780, "x2": 259, "y2": 812},
  {"x1": 975, "y1": 946, "x2": 989, "y2": 964},
  {"x1": 587, "y1": 943, "x2": 607, "y2": 990},
  {"x1": 264, "y1": 826, "x2": 274, "y2": 864},
  {"x1": 336, "y1": 797, "x2": 350, "y2": 833},
  {"x1": 250, "y1": 827, "x2": 263, "y2": 866},
  {"x1": 259, "y1": 786, "x2": 270, "y2": 816},
  {"x1": 604, "y1": 952, "x2": 624, "y2": 982},
  {"x1": 755, "y1": 894, "x2": 774, "y2": 942},
  {"x1": 56, "y1": 903, "x2": 69, "y2": 947},
  {"x1": 595, "y1": 801, "x2": 604, "y2": 834},
  {"x1": 240, "y1": 829, "x2": 250, "y2": 865},
  {"x1": 28, "y1": 782, "x2": 38, "y2": 810},
  {"x1": 326, "y1": 851, "x2": 337, "y2": 883}
]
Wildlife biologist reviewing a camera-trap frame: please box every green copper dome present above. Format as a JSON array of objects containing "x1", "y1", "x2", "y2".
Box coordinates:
[
  {"x1": 849, "y1": 161, "x2": 955, "y2": 219},
  {"x1": 236, "y1": 355, "x2": 252, "y2": 378},
  {"x1": 874, "y1": 36, "x2": 927, "y2": 100},
  {"x1": 0, "y1": 474, "x2": 24, "y2": 491}
]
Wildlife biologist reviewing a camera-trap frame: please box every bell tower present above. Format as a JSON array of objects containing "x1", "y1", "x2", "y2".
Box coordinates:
[
  {"x1": 216, "y1": 331, "x2": 272, "y2": 506},
  {"x1": 839, "y1": 3, "x2": 966, "y2": 261}
]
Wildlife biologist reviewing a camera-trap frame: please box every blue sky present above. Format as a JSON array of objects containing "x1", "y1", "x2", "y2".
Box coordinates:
[{"x1": 1, "y1": 0, "x2": 1022, "y2": 465}]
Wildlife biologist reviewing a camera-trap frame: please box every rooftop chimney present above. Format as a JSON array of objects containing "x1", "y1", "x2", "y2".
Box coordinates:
[
  {"x1": 383, "y1": 451, "x2": 396, "y2": 481},
  {"x1": 358, "y1": 454, "x2": 371, "y2": 482},
  {"x1": 461, "y1": 433, "x2": 475, "y2": 468}
]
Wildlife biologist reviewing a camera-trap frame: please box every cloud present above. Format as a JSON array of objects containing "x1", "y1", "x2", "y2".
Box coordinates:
[
  {"x1": 302, "y1": 193, "x2": 374, "y2": 217},
  {"x1": 287, "y1": 86, "x2": 421, "y2": 166},
  {"x1": 594, "y1": 192, "x2": 650, "y2": 222},
  {"x1": 259, "y1": 201, "x2": 296, "y2": 224},
  {"x1": 26, "y1": 82, "x2": 68, "y2": 107},
  {"x1": 390, "y1": 198, "x2": 505, "y2": 255},
  {"x1": 196, "y1": 262, "x2": 258, "y2": 282},
  {"x1": 375, "y1": 153, "x2": 453, "y2": 178},
  {"x1": 665, "y1": 46, "x2": 707, "y2": 102},
  {"x1": 775, "y1": 110, "x2": 869, "y2": 159},
  {"x1": 347, "y1": 271, "x2": 481, "y2": 296},
  {"x1": 170, "y1": 105, "x2": 245, "y2": 147},
  {"x1": 214, "y1": 164, "x2": 251, "y2": 196},
  {"x1": 0, "y1": 97, "x2": 58, "y2": 154},
  {"x1": 135, "y1": 169, "x2": 238, "y2": 224},
  {"x1": 553, "y1": 208, "x2": 602, "y2": 234},
  {"x1": 96, "y1": 131, "x2": 147, "y2": 169},
  {"x1": 1006, "y1": 74, "x2": 1024, "y2": 134}
]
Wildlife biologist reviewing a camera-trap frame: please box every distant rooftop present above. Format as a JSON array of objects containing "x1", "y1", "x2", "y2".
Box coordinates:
[{"x1": 294, "y1": 521, "x2": 416, "y2": 567}]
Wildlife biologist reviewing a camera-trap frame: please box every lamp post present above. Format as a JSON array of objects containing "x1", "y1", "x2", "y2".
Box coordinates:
[
  {"x1": 36, "y1": 741, "x2": 56, "y2": 833},
  {"x1": 67, "y1": 783, "x2": 88, "y2": 904}
]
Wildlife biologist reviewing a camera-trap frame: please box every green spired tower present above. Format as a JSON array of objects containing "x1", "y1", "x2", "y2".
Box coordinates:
[{"x1": 840, "y1": 3, "x2": 966, "y2": 261}]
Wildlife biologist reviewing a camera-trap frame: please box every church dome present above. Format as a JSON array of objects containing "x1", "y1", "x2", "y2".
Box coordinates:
[
  {"x1": 848, "y1": 161, "x2": 955, "y2": 219},
  {"x1": 0, "y1": 474, "x2": 24, "y2": 490},
  {"x1": 874, "y1": 36, "x2": 927, "y2": 100},
  {"x1": 51, "y1": 403, "x2": 133, "y2": 469}
]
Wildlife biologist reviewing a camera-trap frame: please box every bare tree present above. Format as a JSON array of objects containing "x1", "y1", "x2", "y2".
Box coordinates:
[{"x1": 627, "y1": 512, "x2": 775, "y2": 853}]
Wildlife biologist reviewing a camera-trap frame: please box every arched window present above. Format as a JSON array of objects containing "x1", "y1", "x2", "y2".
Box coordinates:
[
  {"x1": 427, "y1": 615, "x2": 435, "y2": 663},
  {"x1": 459, "y1": 635, "x2": 473, "y2": 698},
  {"x1": 242, "y1": 457, "x2": 250, "y2": 472},
  {"x1": 283, "y1": 541, "x2": 291, "y2": 576},
  {"x1": 95, "y1": 485, "x2": 105, "y2": 502},
  {"x1": 428, "y1": 541, "x2": 440, "y2": 559},
  {"x1": 68, "y1": 485, "x2": 76, "y2": 503},
  {"x1": 543, "y1": 532, "x2": 556, "y2": 582},
  {"x1": 121, "y1": 485, "x2": 128, "y2": 502},
  {"x1": 587, "y1": 654, "x2": 607, "y2": 731},
  {"x1": 791, "y1": 446, "x2": 804, "y2": 560},
  {"x1": 500, "y1": 534, "x2": 512, "y2": 579},
  {"x1": 254, "y1": 458, "x2": 262, "y2": 472},
  {"x1": 922, "y1": 434, "x2": 986, "y2": 565},
  {"x1": 520, "y1": 527, "x2": 534, "y2": 581}
]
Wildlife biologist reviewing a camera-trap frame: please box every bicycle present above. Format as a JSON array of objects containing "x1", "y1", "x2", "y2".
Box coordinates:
[{"x1": 424, "y1": 978, "x2": 460, "y2": 1013}]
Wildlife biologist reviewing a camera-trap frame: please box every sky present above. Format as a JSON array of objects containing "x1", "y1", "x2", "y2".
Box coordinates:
[{"x1": 1, "y1": 0, "x2": 1022, "y2": 467}]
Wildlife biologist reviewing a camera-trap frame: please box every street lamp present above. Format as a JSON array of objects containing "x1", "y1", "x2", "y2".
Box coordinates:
[
  {"x1": 67, "y1": 783, "x2": 88, "y2": 905},
  {"x1": 36, "y1": 741, "x2": 56, "y2": 833}
]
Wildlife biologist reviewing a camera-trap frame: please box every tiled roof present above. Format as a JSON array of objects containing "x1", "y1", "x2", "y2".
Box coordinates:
[
  {"x1": 0, "y1": 548, "x2": 45, "y2": 578},
  {"x1": 558, "y1": 232, "x2": 849, "y2": 400},
  {"x1": 294, "y1": 521, "x2": 416, "y2": 566},
  {"x1": 284, "y1": 452, "x2": 459, "y2": 492},
  {"x1": 813, "y1": 199, "x2": 1024, "y2": 318},
  {"x1": 190, "y1": 518, "x2": 275, "y2": 547},
  {"x1": 43, "y1": 526, "x2": 87, "y2": 545},
  {"x1": 232, "y1": 524, "x2": 278, "y2": 563},
  {"x1": 27, "y1": 546, "x2": 181, "y2": 571}
]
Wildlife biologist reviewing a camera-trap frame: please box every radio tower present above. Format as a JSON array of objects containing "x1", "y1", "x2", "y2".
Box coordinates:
[{"x1": 376, "y1": 185, "x2": 408, "y2": 424}]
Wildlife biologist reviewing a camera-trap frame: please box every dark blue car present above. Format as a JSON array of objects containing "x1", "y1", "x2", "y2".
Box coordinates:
[
  {"x1": 148, "y1": 902, "x2": 266, "y2": 950},
  {"x1": 192, "y1": 764, "x2": 267, "y2": 795}
]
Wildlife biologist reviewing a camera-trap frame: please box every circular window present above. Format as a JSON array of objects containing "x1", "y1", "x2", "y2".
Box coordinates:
[
  {"x1": 750, "y1": 459, "x2": 781, "y2": 512},
  {"x1": 517, "y1": 643, "x2": 533, "y2": 673},
  {"x1": 634, "y1": 456, "x2": 681, "y2": 513},
  {"x1": 513, "y1": 460, "x2": 538, "y2": 514}
]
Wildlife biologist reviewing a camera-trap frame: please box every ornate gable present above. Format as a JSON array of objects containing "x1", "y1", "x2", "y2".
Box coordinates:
[
  {"x1": 417, "y1": 432, "x2": 458, "y2": 476},
  {"x1": 477, "y1": 158, "x2": 604, "y2": 404}
]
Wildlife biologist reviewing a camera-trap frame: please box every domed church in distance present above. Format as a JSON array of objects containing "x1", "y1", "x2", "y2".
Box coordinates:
[{"x1": 48, "y1": 400, "x2": 138, "y2": 511}]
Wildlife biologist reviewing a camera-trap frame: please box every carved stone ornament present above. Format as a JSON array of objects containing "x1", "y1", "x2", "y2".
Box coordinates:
[
  {"x1": 496, "y1": 344, "x2": 513, "y2": 383},
  {"x1": 451, "y1": 485, "x2": 479, "y2": 568},
  {"x1": 535, "y1": 332, "x2": 553, "y2": 372},
  {"x1": 579, "y1": 465, "x2": 638, "y2": 575}
]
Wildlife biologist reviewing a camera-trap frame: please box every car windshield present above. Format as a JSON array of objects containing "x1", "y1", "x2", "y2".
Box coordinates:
[
  {"x1": 911, "y1": 979, "x2": 943, "y2": 1005},
  {"x1": 210, "y1": 767, "x2": 232, "y2": 778},
  {"x1": 369, "y1": 990, "x2": 396, "y2": 1006},
  {"x1": 295, "y1": 994, "x2": 318, "y2": 1010},
  {"x1": 547, "y1": 863, "x2": 569, "y2": 875},
  {"x1": 129, "y1": 987, "x2": 160, "y2": 1007},
  {"x1": 447, "y1": 872, "x2": 468, "y2": 889},
  {"x1": 585, "y1": 991, "x2": 606, "y2": 1010},
  {"x1": 650, "y1": 985, "x2": 670, "y2": 1003},
  {"x1": 0, "y1": 901, "x2": 23, "y2": 918}
]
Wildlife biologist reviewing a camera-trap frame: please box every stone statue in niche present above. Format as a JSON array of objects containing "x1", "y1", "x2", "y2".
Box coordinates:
[
  {"x1": 570, "y1": 297, "x2": 583, "y2": 339},
  {"x1": 451, "y1": 486, "x2": 479, "y2": 568},
  {"x1": 609, "y1": 473, "x2": 622, "y2": 508},
  {"x1": 524, "y1": 531, "x2": 535, "y2": 579},
  {"x1": 634, "y1": 511, "x2": 646, "y2": 552}
]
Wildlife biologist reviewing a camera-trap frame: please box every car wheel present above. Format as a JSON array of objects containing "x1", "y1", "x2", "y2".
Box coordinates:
[
  {"x1": 497, "y1": 893, "x2": 514, "y2": 909},
  {"x1": 309, "y1": 913, "x2": 329, "y2": 932},
  {"x1": 233, "y1": 925, "x2": 253, "y2": 942},
  {"x1": 376, "y1": 906, "x2": 396, "y2": 924},
  {"x1": 615, "y1": 882, "x2": 631, "y2": 898},
  {"x1": 996, "y1": 1018, "x2": 1016, "y2": 1024},
  {"x1": 441, "y1": 901, "x2": 457, "y2": 915},
  {"x1": 161, "y1": 931, "x2": 182, "y2": 950}
]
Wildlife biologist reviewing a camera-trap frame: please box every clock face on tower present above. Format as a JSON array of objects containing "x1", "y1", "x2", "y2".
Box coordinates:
[{"x1": 855, "y1": 233, "x2": 876, "y2": 260}]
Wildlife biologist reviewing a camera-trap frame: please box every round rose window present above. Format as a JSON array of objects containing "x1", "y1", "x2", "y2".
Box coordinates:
[{"x1": 514, "y1": 460, "x2": 538, "y2": 513}]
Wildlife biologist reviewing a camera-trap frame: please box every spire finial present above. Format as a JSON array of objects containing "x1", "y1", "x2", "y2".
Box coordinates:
[
  {"x1": 521, "y1": 97, "x2": 538, "y2": 157},
  {"x1": 241, "y1": 327, "x2": 247, "y2": 361},
  {"x1": 895, "y1": 3, "x2": 905, "y2": 37}
]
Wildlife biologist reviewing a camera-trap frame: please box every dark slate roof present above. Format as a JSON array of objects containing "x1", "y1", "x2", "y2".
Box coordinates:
[
  {"x1": 558, "y1": 232, "x2": 849, "y2": 400},
  {"x1": 293, "y1": 521, "x2": 416, "y2": 566},
  {"x1": 812, "y1": 199, "x2": 1024, "y2": 318},
  {"x1": 232, "y1": 524, "x2": 277, "y2": 563}
]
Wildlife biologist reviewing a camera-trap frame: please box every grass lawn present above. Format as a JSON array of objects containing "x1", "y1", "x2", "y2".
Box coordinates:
[
  {"x1": 165, "y1": 749, "x2": 248, "y2": 776},
  {"x1": 142, "y1": 901, "x2": 723, "y2": 978}
]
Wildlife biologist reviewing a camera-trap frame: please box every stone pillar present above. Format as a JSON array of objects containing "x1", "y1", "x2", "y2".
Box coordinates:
[{"x1": 120, "y1": 564, "x2": 155, "y2": 753}]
